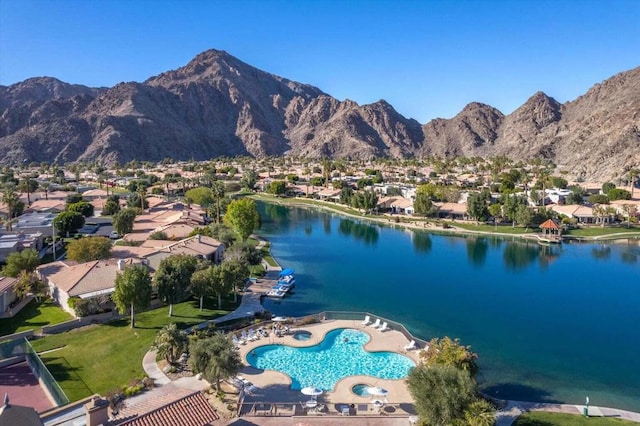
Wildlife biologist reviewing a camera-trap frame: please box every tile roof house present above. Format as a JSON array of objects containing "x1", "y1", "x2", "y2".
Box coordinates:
[
  {"x1": 143, "y1": 235, "x2": 224, "y2": 273},
  {"x1": 0, "y1": 276, "x2": 18, "y2": 315},
  {"x1": 112, "y1": 388, "x2": 218, "y2": 426},
  {"x1": 37, "y1": 258, "x2": 143, "y2": 316}
]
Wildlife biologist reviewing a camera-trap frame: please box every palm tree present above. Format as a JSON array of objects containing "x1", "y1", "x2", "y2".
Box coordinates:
[
  {"x1": 211, "y1": 181, "x2": 225, "y2": 223},
  {"x1": 153, "y1": 323, "x2": 188, "y2": 364},
  {"x1": 2, "y1": 186, "x2": 21, "y2": 229}
]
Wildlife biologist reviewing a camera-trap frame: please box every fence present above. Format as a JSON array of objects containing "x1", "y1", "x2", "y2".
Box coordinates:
[
  {"x1": 0, "y1": 338, "x2": 69, "y2": 406},
  {"x1": 41, "y1": 310, "x2": 119, "y2": 335}
]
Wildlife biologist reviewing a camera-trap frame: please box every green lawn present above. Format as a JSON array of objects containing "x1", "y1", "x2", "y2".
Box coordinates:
[
  {"x1": 0, "y1": 299, "x2": 73, "y2": 336},
  {"x1": 30, "y1": 297, "x2": 237, "y2": 401},
  {"x1": 514, "y1": 411, "x2": 637, "y2": 425},
  {"x1": 453, "y1": 222, "x2": 538, "y2": 234},
  {"x1": 564, "y1": 226, "x2": 640, "y2": 237}
]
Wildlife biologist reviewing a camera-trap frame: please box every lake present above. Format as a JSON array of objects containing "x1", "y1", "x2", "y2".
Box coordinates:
[{"x1": 256, "y1": 201, "x2": 640, "y2": 411}]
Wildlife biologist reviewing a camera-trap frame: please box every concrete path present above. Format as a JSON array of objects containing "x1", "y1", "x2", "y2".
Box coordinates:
[{"x1": 142, "y1": 350, "x2": 171, "y2": 385}]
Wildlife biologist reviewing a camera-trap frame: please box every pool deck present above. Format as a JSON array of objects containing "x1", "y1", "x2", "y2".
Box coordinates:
[{"x1": 235, "y1": 319, "x2": 421, "y2": 415}]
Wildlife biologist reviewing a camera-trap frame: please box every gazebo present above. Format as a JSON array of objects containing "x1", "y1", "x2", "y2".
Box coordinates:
[{"x1": 539, "y1": 219, "x2": 562, "y2": 243}]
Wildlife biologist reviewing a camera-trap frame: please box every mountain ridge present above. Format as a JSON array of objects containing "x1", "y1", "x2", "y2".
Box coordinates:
[{"x1": 1, "y1": 50, "x2": 638, "y2": 180}]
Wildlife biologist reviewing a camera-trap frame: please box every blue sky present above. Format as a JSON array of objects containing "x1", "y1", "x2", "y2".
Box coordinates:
[{"x1": 1, "y1": 0, "x2": 638, "y2": 122}]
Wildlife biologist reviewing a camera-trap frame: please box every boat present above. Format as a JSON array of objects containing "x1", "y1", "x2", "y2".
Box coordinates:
[
  {"x1": 278, "y1": 274, "x2": 295, "y2": 285},
  {"x1": 273, "y1": 282, "x2": 294, "y2": 293},
  {"x1": 266, "y1": 288, "x2": 287, "y2": 298}
]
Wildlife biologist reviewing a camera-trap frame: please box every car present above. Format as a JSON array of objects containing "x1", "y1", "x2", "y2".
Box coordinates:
[{"x1": 109, "y1": 231, "x2": 120, "y2": 239}]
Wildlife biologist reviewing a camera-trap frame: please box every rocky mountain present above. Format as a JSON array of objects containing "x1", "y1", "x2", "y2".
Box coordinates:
[{"x1": 1, "y1": 49, "x2": 638, "y2": 180}]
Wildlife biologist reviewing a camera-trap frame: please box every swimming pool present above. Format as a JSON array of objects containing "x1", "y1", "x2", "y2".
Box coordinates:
[{"x1": 246, "y1": 328, "x2": 415, "y2": 390}]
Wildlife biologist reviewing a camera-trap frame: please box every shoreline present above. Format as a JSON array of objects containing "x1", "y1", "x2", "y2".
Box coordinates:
[{"x1": 251, "y1": 195, "x2": 640, "y2": 243}]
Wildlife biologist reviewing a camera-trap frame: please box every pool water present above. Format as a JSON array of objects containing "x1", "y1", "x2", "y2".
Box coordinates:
[
  {"x1": 247, "y1": 328, "x2": 415, "y2": 390},
  {"x1": 352, "y1": 383, "x2": 372, "y2": 396},
  {"x1": 293, "y1": 330, "x2": 312, "y2": 341}
]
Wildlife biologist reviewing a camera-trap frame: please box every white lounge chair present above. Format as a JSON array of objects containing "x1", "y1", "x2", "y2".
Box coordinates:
[
  {"x1": 378, "y1": 322, "x2": 389, "y2": 332},
  {"x1": 404, "y1": 340, "x2": 416, "y2": 351},
  {"x1": 248, "y1": 329, "x2": 258, "y2": 341},
  {"x1": 370, "y1": 318, "x2": 381, "y2": 328},
  {"x1": 241, "y1": 330, "x2": 250, "y2": 342},
  {"x1": 232, "y1": 334, "x2": 246, "y2": 346},
  {"x1": 361, "y1": 315, "x2": 371, "y2": 326}
]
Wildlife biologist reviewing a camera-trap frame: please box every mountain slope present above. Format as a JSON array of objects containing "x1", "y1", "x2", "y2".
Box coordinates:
[{"x1": 0, "y1": 50, "x2": 638, "y2": 180}]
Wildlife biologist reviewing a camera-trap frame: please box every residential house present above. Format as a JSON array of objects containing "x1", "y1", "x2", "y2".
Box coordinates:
[
  {"x1": 0, "y1": 276, "x2": 18, "y2": 315},
  {"x1": 390, "y1": 197, "x2": 414, "y2": 215},
  {"x1": 24, "y1": 199, "x2": 66, "y2": 214},
  {"x1": 142, "y1": 235, "x2": 225, "y2": 273},
  {"x1": 434, "y1": 202, "x2": 469, "y2": 220},
  {"x1": 11, "y1": 213, "x2": 56, "y2": 237},
  {"x1": 0, "y1": 232, "x2": 44, "y2": 262},
  {"x1": 37, "y1": 258, "x2": 143, "y2": 316}
]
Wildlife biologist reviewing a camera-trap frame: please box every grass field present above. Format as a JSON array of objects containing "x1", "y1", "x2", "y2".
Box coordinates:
[
  {"x1": 30, "y1": 297, "x2": 237, "y2": 401},
  {"x1": 514, "y1": 411, "x2": 637, "y2": 425},
  {"x1": 452, "y1": 222, "x2": 537, "y2": 234},
  {"x1": 564, "y1": 226, "x2": 640, "y2": 237},
  {"x1": 0, "y1": 299, "x2": 73, "y2": 336}
]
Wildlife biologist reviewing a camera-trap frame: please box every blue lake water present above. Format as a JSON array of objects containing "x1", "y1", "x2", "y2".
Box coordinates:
[{"x1": 256, "y1": 202, "x2": 640, "y2": 411}]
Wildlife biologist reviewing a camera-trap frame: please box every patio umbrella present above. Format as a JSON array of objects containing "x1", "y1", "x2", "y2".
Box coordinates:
[
  {"x1": 300, "y1": 386, "x2": 323, "y2": 397},
  {"x1": 367, "y1": 386, "x2": 389, "y2": 397}
]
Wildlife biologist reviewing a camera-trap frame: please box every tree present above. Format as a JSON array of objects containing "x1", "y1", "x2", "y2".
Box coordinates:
[
  {"x1": 339, "y1": 186, "x2": 354, "y2": 205},
  {"x1": 414, "y1": 188, "x2": 434, "y2": 217},
  {"x1": 467, "y1": 192, "x2": 489, "y2": 223},
  {"x1": 223, "y1": 198, "x2": 260, "y2": 241},
  {"x1": 420, "y1": 336, "x2": 479, "y2": 376},
  {"x1": 602, "y1": 182, "x2": 616, "y2": 194},
  {"x1": 18, "y1": 177, "x2": 38, "y2": 205},
  {"x1": 191, "y1": 265, "x2": 230, "y2": 310},
  {"x1": 67, "y1": 201, "x2": 94, "y2": 217},
  {"x1": 503, "y1": 195, "x2": 526, "y2": 227},
  {"x1": 185, "y1": 187, "x2": 215, "y2": 208},
  {"x1": 488, "y1": 203, "x2": 503, "y2": 227},
  {"x1": 13, "y1": 271, "x2": 48, "y2": 301},
  {"x1": 188, "y1": 333, "x2": 242, "y2": 391},
  {"x1": 464, "y1": 399, "x2": 496, "y2": 426},
  {"x1": 607, "y1": 188, "x2": 631, "y2": 201},
  {"x1": 2, "y1": 249, "x2": 40, "y2": 277},
  {"x1": 155, "y1": 254, "x2": 198, "y2": 316},
  {"x1": 66, "y1": 236, "x2": 112, "y2": 262},
  {"x1": 240, "y1": 168, "x2": 257, "y2": 190},
  {"x1": 153, "y1": 323, "x2": 188, "y2": 364},
  {"x1": 112, "y1": 264, "x2": 152, "y2": 328},
  {"x1": 406, "y1": 365, "x2": 476, "y2": 426},
  {"x1": 1, "y1": 186, "x2": 24, "y2": 229},
  {"x1": 113, "y1": 207, "x2": 137, "y2": 236},
  {"x1": 65, "y1": 193, "x2": 84, "y2": 205},
  {"x1": 211, "y1": 181, "x2": 226, "y2": 224},
  {"x1": 103, "y1": 195, "x2": 121, "y2": 216},
  {"x1": 53, "y1": 211, "x2": 85, "y2": 236},
  {"x1": 621, "y1": 204, "x2": 637, "y2": 228},
  {"x1": 351, "y1": 190, "x2": 378, "y2": 214},
  {"x1": 221, "y1": 260, "x2": 249, "y2": 303},
  {"x1": 266, "y1": 180, "x2": 287, "y2": 196},
  {"x1": 127, "y1": 191, "x2": 148, "y2": 210},
  {"x1": 588, "y1": 194, "x2": 609, "y2": 205},
  {"x1": 514, "y1": 204, "x2": 533, "y2": 228}
]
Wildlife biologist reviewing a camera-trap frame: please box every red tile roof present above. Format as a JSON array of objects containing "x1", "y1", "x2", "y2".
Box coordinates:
[{"x1": 115, "y1": 390, "x2": 219, "y2": 426}]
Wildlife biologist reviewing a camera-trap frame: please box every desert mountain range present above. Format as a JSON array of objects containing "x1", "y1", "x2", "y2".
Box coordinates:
[{"x1": 1, "y1": 49, "x2": 638, "y2": 181}]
